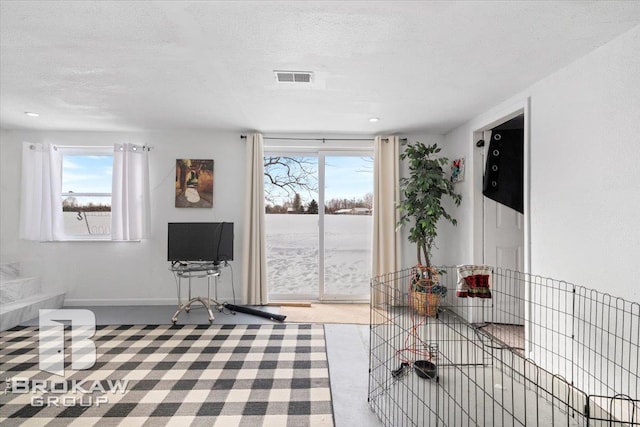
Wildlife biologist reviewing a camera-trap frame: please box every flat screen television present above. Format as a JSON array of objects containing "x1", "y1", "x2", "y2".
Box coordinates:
[{"x1": 167, "y1": 222, "x2": 234, "y2": 264}]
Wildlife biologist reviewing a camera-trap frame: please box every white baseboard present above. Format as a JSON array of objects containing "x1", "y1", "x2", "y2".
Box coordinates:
[
  {"x1": 64, "y1": 298, "x2": 178, "y2": 306},
  {"x1": 64, "y1": 294, "x2": 240, "y2": 307}
]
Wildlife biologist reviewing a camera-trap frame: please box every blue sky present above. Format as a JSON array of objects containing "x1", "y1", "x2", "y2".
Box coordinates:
[
  {"x1": 62, "y1": 155, "x2": 113, "y2": 194},
  {"x1": 325, "y1": 156, "x2": 373, "y2": 200}
]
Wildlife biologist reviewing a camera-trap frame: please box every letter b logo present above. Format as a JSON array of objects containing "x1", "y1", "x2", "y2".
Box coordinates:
[{"x1": 39, "y1": 309, "x2": 96, "y2": 376}]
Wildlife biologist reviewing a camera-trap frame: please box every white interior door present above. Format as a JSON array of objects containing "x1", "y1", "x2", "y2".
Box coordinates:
[{"x1": 483, "y1": 129, "x2": 525, "y2": 325}]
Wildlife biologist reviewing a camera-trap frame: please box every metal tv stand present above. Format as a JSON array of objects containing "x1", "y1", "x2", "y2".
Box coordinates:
[{"x1": 169, "y1": 262, "x2": 223, "y2": 324}]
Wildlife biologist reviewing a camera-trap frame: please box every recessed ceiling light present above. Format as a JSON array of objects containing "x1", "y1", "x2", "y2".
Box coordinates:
[
  {"x1": 369, "y1": 117, "x2": 380, "y2": 123},
  {"x1": 25, "y1": 112, "x2": 39, "y2": 117}
]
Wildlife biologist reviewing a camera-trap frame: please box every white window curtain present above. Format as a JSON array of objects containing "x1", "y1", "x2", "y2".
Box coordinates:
[
  {"x1": 372, "y1": 135, "x2": 401, "y2": 304},
  {"x1": 19, "y1": 142, "x2": 64, "y2": 241},
  {"x1": 111, "y1": 143, "x2": 150, "y2": 241},
  {"x1": 242, "y1": 133, "x2": 268, "y2": 305}
]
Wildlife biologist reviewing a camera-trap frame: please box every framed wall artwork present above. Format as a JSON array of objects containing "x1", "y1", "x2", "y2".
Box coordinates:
[
  {"x1": 451, "y1": 157, "x2": 465, "y2": 183},
  {"x1": 175, "y1": 159, "x2": 214, "y2": 208}
]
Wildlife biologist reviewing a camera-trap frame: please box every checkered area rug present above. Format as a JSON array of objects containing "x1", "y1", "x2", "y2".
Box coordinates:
[{"x1": 0, "y1": 324, "x2": 334, "y2": 426}]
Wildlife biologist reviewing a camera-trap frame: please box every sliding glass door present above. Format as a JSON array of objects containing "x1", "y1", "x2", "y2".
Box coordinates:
[
  {"x1": 322, "y1": 154, "x2": 372, "y2": 300},
  {"x1": 265, "y1": 151, "x2": 373, "y2": 301},
  {"x1": 265, "y1": 154, "x2": 319, "y2": 300}
]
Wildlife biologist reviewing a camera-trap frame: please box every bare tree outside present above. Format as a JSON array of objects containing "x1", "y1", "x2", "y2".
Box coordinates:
[
  {"x1": 356, "y1": 156, "x2": 374, "y2": 173},
  {"x1": 264, "y1": 155, "x2": 374, "y2": 213},
  {"x1": 263, "y1": 156, "x2": 318, "y2": 205}
]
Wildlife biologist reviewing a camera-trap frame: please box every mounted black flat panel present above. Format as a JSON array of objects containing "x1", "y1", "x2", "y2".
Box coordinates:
[{"x1": 483, "y1": 128, "x2": 524, "y2": 213}]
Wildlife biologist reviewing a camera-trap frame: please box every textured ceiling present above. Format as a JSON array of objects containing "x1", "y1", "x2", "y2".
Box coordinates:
[{"x1": 1, "y1": 1, "x2": 640, "y2": 134}]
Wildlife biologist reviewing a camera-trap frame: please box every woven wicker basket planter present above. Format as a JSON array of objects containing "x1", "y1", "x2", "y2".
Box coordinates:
[
  {"x1": 411, "y1": 290, "x2": 440, "y2": 317},
  {"x1": 411, "y1": 265, "x2": 442, "y2": 317}
]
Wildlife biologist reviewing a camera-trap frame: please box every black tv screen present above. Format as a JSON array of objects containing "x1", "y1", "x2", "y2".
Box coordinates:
[{"x1": 167, "y1": 222, "x2": 234, "y2": 263}]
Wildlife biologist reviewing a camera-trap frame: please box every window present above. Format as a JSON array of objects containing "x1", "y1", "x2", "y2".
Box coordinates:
[{"x1": 60, "y1": 147, "x2": 113, "y2": 239}]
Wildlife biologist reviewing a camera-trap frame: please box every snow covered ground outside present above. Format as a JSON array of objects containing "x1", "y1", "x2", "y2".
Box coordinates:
[
  {"x1": 63, "y1": 211, "x2": 111, "y2": 236},
  {"x1": 266, "y1": 214, "x2": 372, "y2": 299}
]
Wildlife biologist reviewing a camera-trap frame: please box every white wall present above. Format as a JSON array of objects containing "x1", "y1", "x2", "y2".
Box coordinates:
[
  {"x1": 442, "y1": 25, "x2": 640, "y2": 301},
  {"x1": 0, "y1": 129, "x2": 246, "y2": 305}
]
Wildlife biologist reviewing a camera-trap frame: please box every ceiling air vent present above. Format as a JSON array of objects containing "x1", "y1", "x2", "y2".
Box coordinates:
[{"x1": 274, "y1": 70, "x2": 313, "y2": 83}]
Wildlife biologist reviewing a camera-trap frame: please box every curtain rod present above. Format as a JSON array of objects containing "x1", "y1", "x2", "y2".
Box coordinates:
[
  {"x1": 29, "y1": 144, "x2": 152, "y2": 151},
  {"x1": 240, "y1": 135, "x2": 373, "y2": 142},
  {"x1": 239, "y1": 135, "x2": 406, "y2": 142}
]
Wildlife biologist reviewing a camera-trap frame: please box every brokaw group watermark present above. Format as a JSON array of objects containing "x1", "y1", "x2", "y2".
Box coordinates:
[
  {"x1": 3, "y1": 309, "x2": 129, "y2": 407},
  {"x1": 6, "y1": 377, "x2": 129, "y2": 407},
  {"x1": 39, "y1": 309, "x2": 96, "y2": 376}
]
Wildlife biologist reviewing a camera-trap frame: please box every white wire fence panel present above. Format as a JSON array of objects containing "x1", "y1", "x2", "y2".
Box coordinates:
[{"x1": 369, "y1": 267, "x2": 640, "y2": 426}]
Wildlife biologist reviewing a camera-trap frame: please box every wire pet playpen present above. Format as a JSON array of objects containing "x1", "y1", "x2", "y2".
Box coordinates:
[{"x1": 368, "y1": 266, "x2": 639, "y2": 426}]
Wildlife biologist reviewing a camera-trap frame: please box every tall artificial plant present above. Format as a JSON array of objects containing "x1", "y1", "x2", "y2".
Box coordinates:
[{"x1": 397, "y1": 141, "x2": 462, "y2": 279}]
